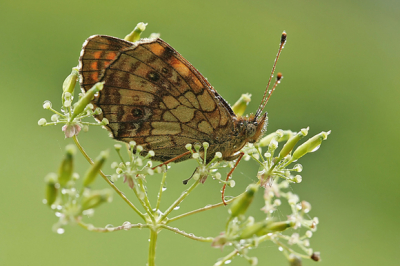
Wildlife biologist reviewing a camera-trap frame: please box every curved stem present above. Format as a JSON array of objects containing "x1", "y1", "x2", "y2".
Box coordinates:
[
  {"x1": 72, "y1": 136, "x2": 145, "y2": 221},
  {"x1": 160, "y1": 225, "x2": 213, "y2": 242}
]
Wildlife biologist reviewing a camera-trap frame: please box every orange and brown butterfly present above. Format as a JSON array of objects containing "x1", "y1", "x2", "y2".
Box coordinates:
[{"x1": 78, "y1": 32, "x2": 286, "y2": 204}]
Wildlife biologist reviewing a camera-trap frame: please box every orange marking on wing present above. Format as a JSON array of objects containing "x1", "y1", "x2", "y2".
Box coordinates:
[
  {"x1": 90, "y1": 61, "x2": 98, "y2": 70},
  {"x1": 106, "y1": 52, "x2": 117, "y2": 60},
  {"x1": 93, "y1": 51, "x2": 102, "y2": 59},
  {"x1": 148, "y1": 43, "x2": 165, "y2": 56},
  {"x1": 170, "y1": 58, "x2": 190, "y2": 77},
  {"x1": 91, "y1": 72, "x2": 99, "y2": 81}
]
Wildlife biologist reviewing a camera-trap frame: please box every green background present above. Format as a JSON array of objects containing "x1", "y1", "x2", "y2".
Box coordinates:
[{"x1": 1, "y1": 0, "x2": 399, "y2": 265}]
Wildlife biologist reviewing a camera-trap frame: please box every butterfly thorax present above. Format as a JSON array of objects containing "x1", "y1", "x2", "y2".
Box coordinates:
[{"x1": 203, "y1": 113, "x2": 268, "y2": 162}]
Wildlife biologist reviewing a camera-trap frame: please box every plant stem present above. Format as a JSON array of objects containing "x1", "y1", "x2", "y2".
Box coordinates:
[
  {"x1": 160, "y1": 225, "x2": 213, "y2": 242},
  {"x1": 72, "y1": 136, "x2": 145, "y2": 221},
  {"x1": 156, "y1": 171, "x2": 167, "y2": 211},
  {"x1": 167, "y1": 195, "x2": 240, "y2": 224},
  {"x1": 78, "y1": 220, "x2": 148, "y2": 232},
  {"x1": 159, "y1": 178, "x2": 200, "y2": 222},
  {"x1": 148, "y1": 229, "x2": 158, "y2": 266}
]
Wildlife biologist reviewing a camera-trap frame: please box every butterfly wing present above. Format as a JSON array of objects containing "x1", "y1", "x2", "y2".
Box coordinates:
[{"x1": 79, "y1": 35, "x2": 236, "y2": 162}]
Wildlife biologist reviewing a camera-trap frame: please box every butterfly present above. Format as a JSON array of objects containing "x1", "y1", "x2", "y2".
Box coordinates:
[{"x1": 79, "y1": 33, "x2": 286, "y2": 203}]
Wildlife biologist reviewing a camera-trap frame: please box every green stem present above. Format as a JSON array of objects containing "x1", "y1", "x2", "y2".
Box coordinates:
[
  {"x1": 156, "y1": 171, "x2": 167, "y2": 211},
  {"x1": 214, "y1": 249, "x2": 239, "y2": 266},
  {"x1": 132, "y1": 181, "x2": 155, "y2": 222},
  {"x1": 167, "y1": 194, "x2": 240, "y2": 224},
  {"x1": 78, "y1": 220, "x2": 148, "y2": 232},
  {"x1": 160, "y1": 225, "x2": 213, "y2": 242},
  {"x1": 159, "y1": 179, "x2": 200, "y2": 222},
  {"x1": 72, "y1": 136, "x2": 145, "y2": 221},
  {"x1": 148, "y1": 229, "x2": 158, "y2": 266}
]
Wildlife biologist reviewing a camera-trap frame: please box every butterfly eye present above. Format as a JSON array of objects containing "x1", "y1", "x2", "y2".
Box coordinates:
[
  {"x1": 246, "y1": 123, "x2": 257, "y2": 138},
  {"x1": 132, "y1": 108, "x2": 143, "y2": 118}
]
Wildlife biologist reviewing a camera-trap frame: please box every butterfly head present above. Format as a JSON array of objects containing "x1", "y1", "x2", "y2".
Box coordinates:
[{"x1": 237, "y1": 113, "x2": 268, "y2": 144}]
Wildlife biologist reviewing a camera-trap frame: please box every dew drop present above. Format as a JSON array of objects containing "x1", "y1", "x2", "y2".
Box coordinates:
[
  {"x1": 162, "y1": 187, "x2": 167, "y2": 192},
  {"x1": 56, "y1": 228, "x2": 65, "y2": 234},
  {"x1": 224, "y1": 260, "x2": 232, "y2": 264},
  {"x1": 278, "y1": 246, "x2": 283, "y2": 251},
  {"x1": 173, "y1": 206, "x2": 180, "y2": 210},
  {"x1": 122, "y1": 221, "x2": 131, "y2": 230},
  {"x1": 311, "y1": 144, "x2": 321, "y2": 152}
]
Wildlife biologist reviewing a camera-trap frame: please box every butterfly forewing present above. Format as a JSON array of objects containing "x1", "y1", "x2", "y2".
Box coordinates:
[{"x1": 79, "y1": 35, "x2": 236, "y2": 162}]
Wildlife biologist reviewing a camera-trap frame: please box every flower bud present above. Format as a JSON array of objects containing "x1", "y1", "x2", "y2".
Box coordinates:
[
  {"x1": 288, "y1": 254, "x2": 302, "y2": 266},
  {"x1": 311, "y1": 252, "x2": 321, "y2": 261},
  {"x1": 70, "y1": 82, "x2": 104, "y2": 121},
  {"x1": 229, "y1": 184, "x2": 258, "y2": 218},
  {"x1": 38, "y1": 118, "x2": 47, "y2": 126},
  {"x1": 239, "y1": 220, "x2": 269, "y2": 239},
  {"x1": 232, "y1": 93, "x2": 251, "y2": 117},
  {"x1": 44, "y1": 173, "x2": 58, "y2": 206},
  {"x1": 81, "y1": 189, "x2": 112, "y2": 210},
  {"x1": 256, "y1": 220, "x2": 295, "y2": 236},
  {"x1": 62, "y1": 68, "x2": 79, "y2": 94},
  {"x1": 83, "y1": 150, "x2": 108, "y2": 187},
  {"x1": 292, "y1": 131, "x2": 330, "y2": 161},
  {"x1": 58, "y1": 144, "x2": 76, "y2": 186},
  {"x1": 124, "y1": 22, "x2": 148, "y2": 42},
  {"x1": 278, "y1": 127, "x2": 308, "y2": 160}
]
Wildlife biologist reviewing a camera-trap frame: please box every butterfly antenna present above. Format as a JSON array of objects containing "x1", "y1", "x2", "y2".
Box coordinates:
[{"x1": 255, "y1": 31, "x2": 287, "y2": 119}]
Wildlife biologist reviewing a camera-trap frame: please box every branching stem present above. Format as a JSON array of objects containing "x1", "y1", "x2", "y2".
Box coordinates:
[{"x1": 72, "y1": 136, "x2": 145, "y2": 221}]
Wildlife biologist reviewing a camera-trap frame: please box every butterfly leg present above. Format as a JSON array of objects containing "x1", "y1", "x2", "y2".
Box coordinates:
[
  {"x1": 182, "y1": 168, "x2": 198, "y2": 185},
  {"x1": 151, "y1": 150, "x2": 192, "y2": 170},
  {"x1": 222, "y1": 152, "x2": 245, "y2": 205}
]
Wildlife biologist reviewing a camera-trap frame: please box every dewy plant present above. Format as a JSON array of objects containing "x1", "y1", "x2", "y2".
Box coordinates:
[{"x1": 39, "y1": 22, "x2": 329, "y2": 265}]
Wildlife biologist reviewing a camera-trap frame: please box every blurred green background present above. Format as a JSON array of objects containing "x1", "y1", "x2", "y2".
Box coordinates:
[{"x1": 1, "y1": 0, "x2": 399, "y2": 265}]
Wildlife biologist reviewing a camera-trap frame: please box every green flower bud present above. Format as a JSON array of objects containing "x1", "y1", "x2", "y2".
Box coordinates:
[
  {"x1": 239, "y1": 220, "x2": 269, "y2": 239},
  {"x1": 62, "y1": 68, "x2": 79, "y2": 94},
  {"x1": 292, "y1": 131, "x2": 330, "y2": 161},
  {"x1": 44, "y1": 173, "x2": 58, "y2": 206},
  {"x1": 81, "y1": 189, "x2": 113, "y2": 210},
  {"x1": 83, "y1": 150, "x2": 108, "y2": 187},
  {"x1": 232, "y1": 93, "x2": 251, "y2": 117},
  {"x1": 278, "y1": 127, "x2": 309, "y2": 160},
  {"x1": 70, "y1": 82, "x2": 104, "y2": 121},
  {"x1": 229, "y1": 184, "x2": 258, "y2": 218},
  {"x1": 256, "y1": 220, "x2": 295, "y2": 236},
  {"x1": 124, "y1": 22, "x2": 148, "y2": 42},
  {"x1": 58, "y1": 145, "x2": 76, "y2": 186}
]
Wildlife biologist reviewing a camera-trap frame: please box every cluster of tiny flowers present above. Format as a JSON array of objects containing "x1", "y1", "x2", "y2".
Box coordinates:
[
  {"x1": 44, "y1": 145, "x2": 112, "y2": 234},
  {"x1": 111, "y1": 141, "x2": 161, "y2": 191},
  {"x1": 38, "y1": 68, "x2": 109, "y2": 138},
  {"x1": 185, "y1": 142, "x2": 234, "y2": 188},
  {"x1": 262, "y1": 178, "x2": 320, "y2": 262},
  {"x1": 211, "y1": 128, "x2": 328, "y2": 265}
]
